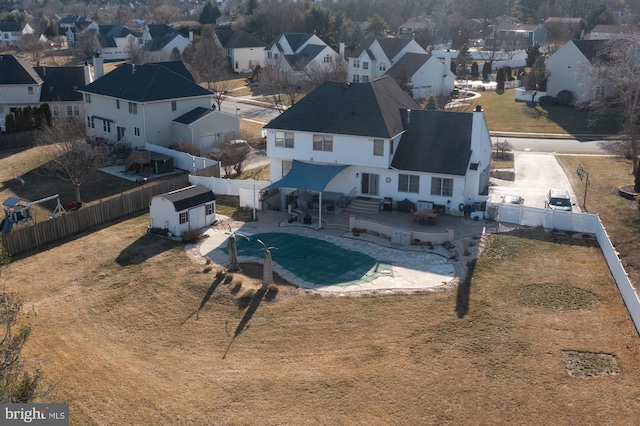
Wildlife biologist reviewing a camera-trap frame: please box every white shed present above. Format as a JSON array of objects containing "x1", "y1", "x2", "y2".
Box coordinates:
[{"x1": 149, "y1": 185, "x2": 216, "y2": 237}]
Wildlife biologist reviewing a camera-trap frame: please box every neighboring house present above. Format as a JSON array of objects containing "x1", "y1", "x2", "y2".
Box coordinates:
[
  {"x1": 215, "y1": 29, "x2": 267, "y2": 73},
  {"x1": 545, "y1": 39, "x2": 608, "y2": 104},
  {"x1": 398, "y1": 16, "x2": 432, "y2": 38},
  {"x1": 385, "y1": 52, "x2": 455, "y2": 99},
  {"x1": 263, "y1": 76, "x2": 491, "y2": 214},
  {"x1": 543, "y1": 17, "x2": 584, "y2": 43},
  {"x1": 58, "y1": 15, "x2": 93, "y2": 47},
  {"x1": 35, "y1": 63, "x2": 93, "y2": 120},
  {"x1": 149, "y1": 184, "x2": 216, "y2": 237},
  {"x1": 143, "y1": 32, "x2": 191, "y2": 61},
  {"x1": 264, "y1": 33, "x2": 341, "y2": 79},
  {"x1": 0, "y1": 55, "x2": 43, "y2": 132},
  {"x1": 585, "y1": 24, "x2": 640, "y2": 40},
  {"x1": 0, "y1": 21, "x2": 34, "y2": 47},
  {"x1": 485, "y1": 23, "x2": 546, "y2": 50},
  {"x1": 80, "y1": 61, "x2": 233, "y2": 151},
  {"x1": 96, "y1": 25, "x2": 141, "y2": 61},
  {"x1": 347, "y1": 37, "x2": 426, "y2": 83},
  {"x1": 172, "y1": 106, "x2": 241, "y2": 154}
]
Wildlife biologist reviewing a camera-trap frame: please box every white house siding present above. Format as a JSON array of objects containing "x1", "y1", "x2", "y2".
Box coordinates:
[
  {"x1": 149, "y1": 197, "x2": 216, "y2": 237},
  {"x1": 232, "y1": 47, "x2": 264, "y2": 73},
  {"x1": 348, "y1": 39, "x2": 425, "y2": 83},
  {"x1": 84, "y1": 94, "x2": 214, "y2": 148},
  {"x1": 266, "y1": 130, "x2": 397, "y2": 171},
  {"x1": 172, "y1": 111, "x2": 241, "y2": 153},
  {"x1": 545, "y1": 42, "x2": 597, "y2": 103},
  {"x1": 409, "y1": 57, "x2": 455, "y2": 98},
  {"x1": 0, "y1": 84, "x2": 43, "y2": 131}
]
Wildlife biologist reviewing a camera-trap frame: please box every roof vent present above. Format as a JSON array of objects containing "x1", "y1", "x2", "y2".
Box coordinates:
[
  {"x1": 475, "y1": 105, "x2": 483, "y2": 112},
  {"x1": 132, "y1": 64, "x2": 136, "y2": 74}
]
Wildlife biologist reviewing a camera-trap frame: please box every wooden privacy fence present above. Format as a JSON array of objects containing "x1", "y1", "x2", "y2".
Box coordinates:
[{"x1": 1, "y1": 174, "x2": 190, "y2": 255}]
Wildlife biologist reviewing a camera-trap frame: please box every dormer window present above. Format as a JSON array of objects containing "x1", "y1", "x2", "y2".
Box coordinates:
[
  {"x1": 379, "y1": 62, "x2": 386, "y2": 71},
  {"x1": 28, "y1": 87, "x2": 34, "y2": 95}
]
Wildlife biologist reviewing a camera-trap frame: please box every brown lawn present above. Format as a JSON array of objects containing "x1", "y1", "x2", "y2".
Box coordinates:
[{"x1": 6, "y1": 213, "x2": 640, "y2": 424}]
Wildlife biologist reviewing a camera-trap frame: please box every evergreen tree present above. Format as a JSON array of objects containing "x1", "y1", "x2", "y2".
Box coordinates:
[
  {"x1": 199, "y1": 1, "x2": 221, "y2": 25},
  {"x1": 424, "y1": 94, "x2": 438, "y2": 110},
  {"x1": 471, "y1": 62, "x2": 479, "y2": 79},
  {"x1": 482, "y1": 61, "x2": 492, "y2": 80},
  {"x1": 496, "y1": 68, "x2": 505, "y2": 90}
]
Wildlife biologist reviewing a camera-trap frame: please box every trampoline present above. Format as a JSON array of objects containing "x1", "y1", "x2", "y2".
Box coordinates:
[{"x1": 226, "y1": 232, "x2": 393, "y2": 286}]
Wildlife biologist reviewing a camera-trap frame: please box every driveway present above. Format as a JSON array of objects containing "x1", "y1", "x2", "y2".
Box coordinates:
[{"x1": 489, "y1": 152, "x2": 581, "y2": 212}]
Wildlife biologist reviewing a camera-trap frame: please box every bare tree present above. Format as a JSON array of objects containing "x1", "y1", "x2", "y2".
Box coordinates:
[
  {"x1": 74, "y1": 29, "x2": 100, "y2": 60},
  {"x1": 183, "y1": 36, "x2": 231, "y2": 111},
  {"x1": 208, "y1": 138, "x2": 251, "y2": 177},
  {"x1": 258, "y1": 59, "x2": 305, "y2": 114},
  {"x1": 126, "y1": 37, "x2": 148, "y2": 65},
  {"x1": 17, "y1": 34, "x2": 49, "y2": 66},
  {"x1": 33, "y1": 118, "x2": 100, "y2": 203},
  {"x1": 0, "y1": 245, "x2": 47, "y2": 403},
  {"x1": 150, "y1": 5, "x2": 184, "y2": 25},
  {"x1": 302, "y1": 56, "x2": 348, "y2": 88},
  {"x1": 590, "y1": 38, "x2": 640, "y2": 174}
]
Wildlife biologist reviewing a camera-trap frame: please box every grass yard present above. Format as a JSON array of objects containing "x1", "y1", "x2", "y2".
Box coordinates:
[
  {"x1": 459, "y1": 90, "x2": 618, "y2": 135},
  {"x1": 7, "y1": 214, "x2": 639, "y2": 424},
  {"x1": 556, "y1": 155, "x2": 640, "y2": 285}
]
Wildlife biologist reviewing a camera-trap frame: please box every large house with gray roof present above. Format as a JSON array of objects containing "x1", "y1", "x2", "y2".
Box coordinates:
[
  {"x1": 385, "y1": 52, "x2": 455, "y2": 99},
  {"x1": 80, "y1": 61, "x2": 239, "y2": 152},
  {"x1": 545, "y1": 39, "x2": 608, "y2": 104},
  {"x1": 0, "y1": 21, "x2": 34, "y2": 47},
  {"x1": 216, "y1": 29, "x2": 267, "y2": 73},
  {"x1": 264, "y1": 33, "x2": 341, "y2": 79},
  {"x1": 263, "y1": 76, "x2": 491, "y2": 214},
  {"x1": 347, "y1": 37, "x2": 426, "y2": 84}
]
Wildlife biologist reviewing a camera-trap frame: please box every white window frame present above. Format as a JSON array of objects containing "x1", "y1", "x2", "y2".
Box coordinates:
[
  {"x1": 313, "y1": 134, "x2": 333, "y2": 152},
  {"x1": 399, "y1": 174, "x2": 420, "y2": 193},
  {"x1": 373, "y1": 139, "x2": 384, "y2": 156},
  {"x1": 431, "y1": 177, "x2": 453, "y2": 197},
  {"x1": 179, "y1": 211, "x2": 189, "y2": 224},
  {"x1": 275, "y1": 131, "x2": 294, "y2": 148}
]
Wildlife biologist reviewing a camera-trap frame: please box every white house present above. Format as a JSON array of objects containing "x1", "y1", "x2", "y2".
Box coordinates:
[
  {"x1": 264, "y1": 33, "x2": 341, "y2": 79},
  {"x1": 58, "y1": 15, "x2": 93, "y2": 47},
  {"x1": 141, "y1": 24, "x2": 191, "y2": 61},
  {"x1": 347, "y1": 36, "x2": 426, "y2": 83},
  {"x1": 0, "y1": 55, "x2": 43, "y2": 132},
  {"x1": 385, "y1": 52, "x2": 455, "y2": 99},
  {"x1": 172, "y1": 107, "x2": 241, "y2": 154},
  {"x1": 263, "y1": 76, "x2": 491, "y2": 216},
  {"x1": 216, "y1": 29, "x2": 267, "y2": 73},
  {"x1": 545, "y1": 39, "x2": 608, "y2": 104},
  {"x1": 80, "y1": 61, "x2": 231, "y2": 151},
  {"x1": 149, "y1": 185, "x2": 216, "y2": 237},
  {"x1": 0, "y1": 21, "x2": 34, "y2": 48},
  {"x1": 96, "y1": 25, "x2": 141, "y2": 61}
]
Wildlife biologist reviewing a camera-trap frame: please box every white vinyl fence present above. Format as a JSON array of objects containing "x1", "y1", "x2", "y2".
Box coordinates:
[
  {"x1": 145, "y1": 143, "x2": 218, "y2": 172},
  {"x1": 189, "y1": 175, "x2": 270, "y2": 199},
  {"x1": 488, "y1": 202, "x2": 640, "y2": 336}
]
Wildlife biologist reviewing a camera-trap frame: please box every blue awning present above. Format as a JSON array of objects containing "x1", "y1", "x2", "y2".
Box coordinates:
[{"x1": 266, "y1": 160, "x2": 349, "y2": 192}]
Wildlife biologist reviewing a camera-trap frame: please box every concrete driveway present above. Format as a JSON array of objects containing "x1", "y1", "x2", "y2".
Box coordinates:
[{"x1": 489, "y1": 152, "x2": 581, "y2": 212}]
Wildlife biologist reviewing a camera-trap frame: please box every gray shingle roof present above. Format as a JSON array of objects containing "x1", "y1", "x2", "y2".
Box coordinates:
[
  {"x1": 162, "y1": 185, "x2": 215, "y2": 212},
  {"x1": 391, "y1": 109, "x2": 473, "y2": 176},
  {"x1": 216, "y1": 29, "x2": 266, "y2": 49},
  {"x1": 350, "y1": 37, "x2": 412, "y2": 61},
  {"x1": 0, "y1": 54, "x2": 42, "y2": 85},
  {"x1": 0, "y1": 22, "x2": 27, "y2": 32},
  {"x1": 386, "y1": 53, "x2": 431, "y2": 79},
  {"x1": 265, "y1": 33, "x2": 314, "y2": 52},
  {"x1": 35, "y1": 66, "x2": 86, "y2": 102},
  {"x1": 82, "y1": 61, "x2": 212, "y2": 102},
  {"x1": 172, "y1": 107, "x2": 214, "y2": 125},
  {"x1": 284, "y1": 44, "x2": 325, "y2": 70},
  {"x1": 572, "y1": 39, "x2": 608, "y2": 62},
  {"x1": 264, "y1": 76, "x2": 419, "y2": 138}
]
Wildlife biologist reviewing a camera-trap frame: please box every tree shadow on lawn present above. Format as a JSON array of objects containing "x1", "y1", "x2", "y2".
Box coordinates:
[
  {"x1": 223, "y1": 287, "x2": 267, "y2": 359},
  {"x1": 182, "y1": 273, "x2": 227, "y2": 324},
  {"x1": 116, "y1": 233, "x2": 181, "y2": 266}
]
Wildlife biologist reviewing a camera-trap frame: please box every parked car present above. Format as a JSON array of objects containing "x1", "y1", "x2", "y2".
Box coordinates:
[
  {"x1": 545, "y1": 188, "x2": 573, "y2": 211},
  {"x1": 502, "y1": 195, "x2": 524, "y2": 205}
]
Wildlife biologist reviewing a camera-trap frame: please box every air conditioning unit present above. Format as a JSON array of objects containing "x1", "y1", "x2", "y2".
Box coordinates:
[
  {"x1": 391, "y1": 229, "x2": 412, "y2": 246},
  {"x1": 416, "y1": 200, "x2": 434, "y2": 212}
]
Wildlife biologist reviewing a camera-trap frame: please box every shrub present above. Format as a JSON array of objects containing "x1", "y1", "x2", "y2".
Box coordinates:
[
  {"x1": 203, "y1": 265, "x2": 214, "y2": 273},
  {"x1": 232, "y1": 279, "x2": 243, "y2": 291},
  {"x1": 267, "y1": 283, "x2": 279, "y2": 294},
  {"x1": 204, "y1": 256, "x2": 212, "y2": 265},
  {"x1": 181, "y1": 229, "x2": 203, "y2": 244},
  {"x1": 556, "y1": 90, "x2": 574, "y2": 106},
  {"x1": 538, "y1": 96, "x2": 558, "y2": 106}
]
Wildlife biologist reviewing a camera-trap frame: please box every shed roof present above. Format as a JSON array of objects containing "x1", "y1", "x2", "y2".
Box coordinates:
[{"x1": 160, "y1": 185, "x2": 216, "y2": 212}]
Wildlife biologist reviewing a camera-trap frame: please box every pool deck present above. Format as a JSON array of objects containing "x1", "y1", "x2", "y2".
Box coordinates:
[{"x1": 198, "y1": 210, "x2": 493, "y2": 294}]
